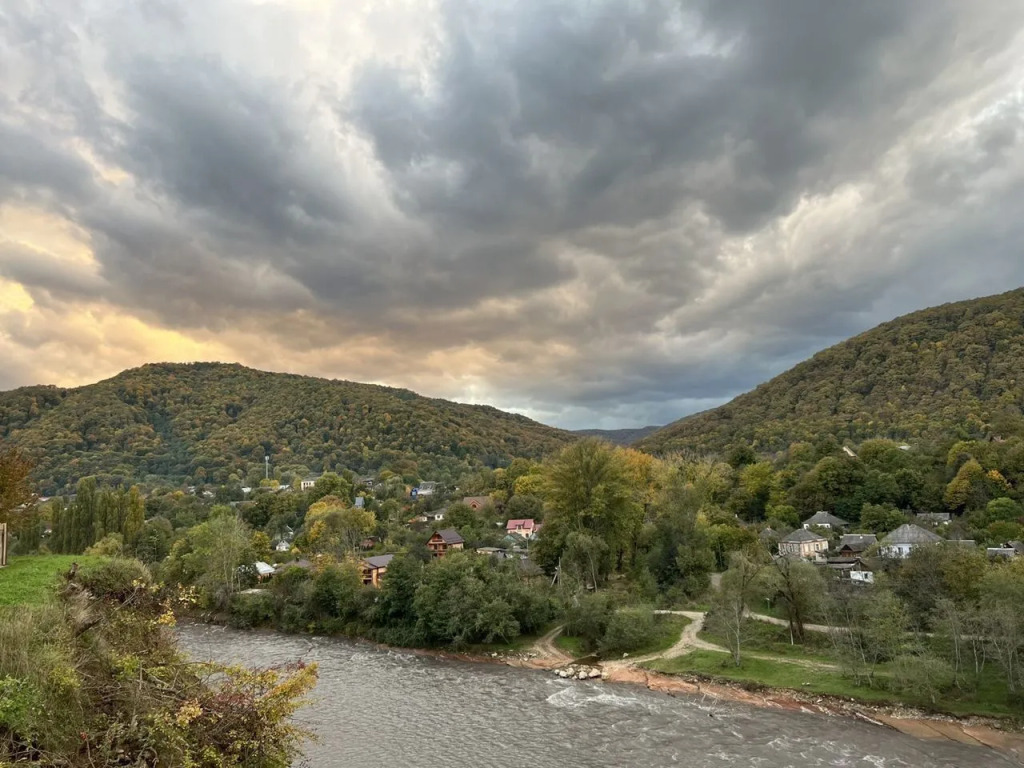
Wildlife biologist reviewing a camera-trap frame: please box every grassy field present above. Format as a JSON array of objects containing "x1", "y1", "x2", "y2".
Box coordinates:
[
  {"x1": 700, "y1": 618, "x2": 835, "y2": 661},
  {"x1": 644, "y1": 650, "x2": 1019, "y2": 719},
  {"x1": 0, "y1": 555, "x2": 106, "y2": 606}
]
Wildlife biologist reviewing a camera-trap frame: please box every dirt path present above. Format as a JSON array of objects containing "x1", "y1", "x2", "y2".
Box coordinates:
[
  {"x1": 746, "y1": 611, "x2": 836, "y2": 635},
  {"x1": 528, "y1": 625, "x2": 574, "y2": 667}
]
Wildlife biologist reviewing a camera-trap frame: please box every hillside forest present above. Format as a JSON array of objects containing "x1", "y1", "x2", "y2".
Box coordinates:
[{"x1": 0, "y1": 362, "x2": 573, "y2": 495}]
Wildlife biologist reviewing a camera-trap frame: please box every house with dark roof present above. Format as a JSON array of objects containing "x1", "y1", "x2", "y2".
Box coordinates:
[
  {"x1": 427, "y1": 528, "x2": 465, "y2": 558},
  {"x1": 425, "y1": 508, "x2": 447, "y2": 523},
  {"x1": 826, "y1": 556, "x2": 880, "y2": 585},
  {"x1": 778, "y1": 529, "x2": 829, "y2": 559},
  {"x1": 802, "y1": 511, "x2": 849, "y2": 530},
  {"x1": 361, "y1": 554, "x2": 395, "y2": 587},
  {"x1": 836, "y1": 534, "x2": 877, "y2": 559},
  {"x1": 879, "y1": 524, "x2": 942, "y2": 558}
]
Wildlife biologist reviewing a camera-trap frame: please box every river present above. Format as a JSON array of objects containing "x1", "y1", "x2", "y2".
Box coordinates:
[{"x1": 179, "y1": 624, "x2": 1009, "y2": 767}]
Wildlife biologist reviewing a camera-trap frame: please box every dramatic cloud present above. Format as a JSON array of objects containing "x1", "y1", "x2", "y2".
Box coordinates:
[{"x1": 2, "y1": 0, "x2": 1024, "y2": 428}]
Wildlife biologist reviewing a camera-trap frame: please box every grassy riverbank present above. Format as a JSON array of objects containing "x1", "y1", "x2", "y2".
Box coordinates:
[
  {"x1": 0, "y1": 555, "x2": 106, "y2": 606},
  {"x1": 644, "y1": 649, "x2": 1021, "y2": 721}
]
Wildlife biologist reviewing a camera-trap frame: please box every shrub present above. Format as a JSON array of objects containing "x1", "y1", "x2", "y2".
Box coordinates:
[
  {"x1": 598, "y1": 608, "x2": 657, "y2": 656},
  {"x1": 891, "y1": 654, "x2": 956, "y2": 703},
  {"x1": 564, "y1": 592, "x2": 615, "y2": 652},
  {"x1": 77, "y1": 558, "x2": 153, "y2": 603}
]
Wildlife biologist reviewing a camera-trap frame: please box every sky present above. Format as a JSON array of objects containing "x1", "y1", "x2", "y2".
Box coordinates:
[{"x1": 2, "y1": 1, "x2": 1024, "y2": 430}]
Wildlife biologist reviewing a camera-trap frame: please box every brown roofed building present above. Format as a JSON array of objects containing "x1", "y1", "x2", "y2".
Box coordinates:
[
  {"x1": 361, "y1": 554, "x2": 395, "y2": 587},
  {"x1": 463, "y1": 496, "x2": 493, "y2": 511},
  {"x1": 427, "y1": 529, "x2": 465, "y2": 558}
]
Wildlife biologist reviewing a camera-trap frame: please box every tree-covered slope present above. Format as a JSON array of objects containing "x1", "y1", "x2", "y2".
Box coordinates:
[
  {"x1": 0, "y1": 363, "x2": 574, "y2": 493},
  {"x1": 637, "y1": 288, "x2": 1024, "y2": 455},
  {"x1": 573, "y1": 426, "x2": 661, "y2": 445}
]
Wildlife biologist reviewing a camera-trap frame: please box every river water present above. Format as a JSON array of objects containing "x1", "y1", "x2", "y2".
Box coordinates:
[{"x1": 179, "y1": 624, "x2": 1006, "y2": 767}]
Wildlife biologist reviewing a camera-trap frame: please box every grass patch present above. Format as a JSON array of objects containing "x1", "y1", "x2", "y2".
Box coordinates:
[
  {"x1": 644, "y1": 650, "x2": 1020, "y2": 719},
  {"x1": 555, "y1": 632, "x2": 587, "y2": 658},
  {"x1": 464, "y1": 621, "x2": 560, "y2": 655},
  {"x1": 0, "y1": 555, "x2": 107, "y2": 606},
  {"x1": 700, "y1": 618, "x2": 834, "y2": 661}
]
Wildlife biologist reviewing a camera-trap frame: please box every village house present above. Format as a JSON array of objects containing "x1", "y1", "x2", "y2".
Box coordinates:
[
  {"x1": 475, "y1": 546, "x2": 508, "y2": 558},
  {"x1": 354, "y1": 496, "x2": 365, "y2": 509},
  {"x1": 826, "y1": 556, "x2": 879, "y2": 585},
  {"x1": 357, "y1": 475, "x2": 376, "y2": 488},
  {"x1": 361, "y1": 554, "x2": 395, "y2": 587},
  {"x1": 274, "y1": 539, "x2": 291, "y2": 553},
  {"x1": 835, "y1": 533, "x2": 877, "y2": 559},
  {"x1": 986, "y1": 541, "x2": 1024, "y2": 558},
  {"x1": 802, "y1": 511, "x2": 849, "y2": 530},
  {"x1": 427, "y1": 528, "x2": 464, "y2": 557},
  {"x1": 506, "y1": 519, "x2": 538, "y2": 539},
  {"x1": 425, "y1": 508, "x2": 446, "y2": 523},
  {"x1": 252, "y1": 561, "x2": 276, "y2": 582},
  {"x1": 300, "y1": 475, "x2": 320, "y2": 491},
  {"x1": 415, "y1": 481, "x2": 438, "y2": 497},
  {"x1": 778, "y1": 528, "x2": 829, "y2": 559},
  {"x1": 879, "y1": 523, "x2": 942, "y2": 558},
  {"x1": 463, "y1": 496, "x2": 493, "y2": 511}
]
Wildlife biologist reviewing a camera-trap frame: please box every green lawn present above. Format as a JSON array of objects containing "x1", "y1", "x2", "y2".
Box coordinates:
[
  {"x1": 644, "y1": 650, "x2": 1019, "y2": 719},
  {"x1": 700, "y1": 618, "x2": 835, "y2": 661},
  {"x1": 0, "y1": 555, "x2": 106, "y2": 606},
  {"x1": 555, "y1": 632, "x2": 587, "y2": 658}
]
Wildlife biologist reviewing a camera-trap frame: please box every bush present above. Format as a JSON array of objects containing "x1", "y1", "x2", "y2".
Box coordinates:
[
  {"x1": 598, "y1": 608, "x2": 657, "y2": 656},
  {"x1": 564, "y1": 592, "x2": 615, "y2": 652},
  {"x1": 229, "y1": 591, "x2": 277, "y2": 629},
  {"x1": 77, "y1": 558, "x2": 152, "y2": 603},
  {"x1": 891, "y1": 654, "x2": 956, "y2": 703},
  {"x1": 85, "y1": 532, "x2": 125, "y2": 557}
]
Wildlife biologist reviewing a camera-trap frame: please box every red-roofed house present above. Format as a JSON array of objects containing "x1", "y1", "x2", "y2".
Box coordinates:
[{"x1": 506, "y1": 519, "x2": 538, "y2": 539}]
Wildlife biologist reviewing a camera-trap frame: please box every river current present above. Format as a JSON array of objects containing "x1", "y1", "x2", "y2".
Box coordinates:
[{"x1": 179, "y1": 624, "x2": 1007, "y2": 767}]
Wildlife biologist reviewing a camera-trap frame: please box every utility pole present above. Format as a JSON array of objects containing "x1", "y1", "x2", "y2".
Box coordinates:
[{"x1": 265, "y1": 455, "x2": 270, "y2": 481}]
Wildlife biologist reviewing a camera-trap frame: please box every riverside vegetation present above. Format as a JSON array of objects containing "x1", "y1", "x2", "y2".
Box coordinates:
[
  {"x1": 4, "y1": 288, "x2": 1024, "y2": 739},
  {"x1": 6, "y1": 430, "x2": 1024, "y2": 724}
]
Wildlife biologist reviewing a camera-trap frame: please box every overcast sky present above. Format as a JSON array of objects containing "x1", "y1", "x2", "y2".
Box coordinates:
[{"x1": 2, "y1": 1, "x2": 1024, "y2": 430}]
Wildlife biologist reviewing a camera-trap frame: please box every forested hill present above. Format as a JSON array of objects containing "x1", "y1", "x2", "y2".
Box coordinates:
[
  {"x1": 637, "y1": 287, "x2": 1024, "y2": 456},
  {"x1": 573, "y1": 426, "x2": 661, "y2": 445},
  {"x1": 0, "y1": 363, "x2": 574, "y2": 494}
]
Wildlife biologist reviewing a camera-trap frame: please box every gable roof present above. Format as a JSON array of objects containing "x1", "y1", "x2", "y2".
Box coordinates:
[
  {"x1": 838, "y1": 533, "x2": 877, "y2": 551},
  {"x1": 880, "y1": 523, "x2": 942, "y2": 546},
  {"x1": 363, "y1": 554, "x2": 395, "y2": 570},
  {"x1": 803, "y1": 511, "x2": 849, "y2": 528},
  {"x1": 463, "y1": 496, "x2": 492, "y2": 507},
  {"x1": 506, "y1": 518, "x2": 536, "y2": 530},
  {"x1": 253, "y1": 561, "x2": 276, "y2": 577},
  {"x1": 432, "y1": 528, "x2": 464, "y2": 545},
  {"x1": 781, "y1": 528, "x2": 828, "y2": 543}
]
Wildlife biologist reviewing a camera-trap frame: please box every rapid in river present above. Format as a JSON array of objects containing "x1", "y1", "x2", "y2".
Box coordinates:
[{"x1": 179, "y1": 624, "x2": 1011, "y2": 767}]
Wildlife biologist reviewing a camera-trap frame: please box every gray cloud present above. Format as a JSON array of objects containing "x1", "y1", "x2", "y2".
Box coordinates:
[{"x1": 2, "y1": 0, "x2": 1024, "y2": 429}]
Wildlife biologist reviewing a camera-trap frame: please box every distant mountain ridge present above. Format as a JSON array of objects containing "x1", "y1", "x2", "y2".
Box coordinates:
[
  {"x1": 0, "y1": 362, "x2": 575, "y2": 494},
  {"x1": 637, "y1": 287, "x2": 1024, "y2": 455},
  {"x1": 573, "y1": 426, "x2": 661, "y2": 445}
]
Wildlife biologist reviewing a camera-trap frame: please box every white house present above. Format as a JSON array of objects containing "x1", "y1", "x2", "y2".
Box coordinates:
[
  {"x1": 802, "y1": 511, "x2": 849, "y2": 530},
  {"x1": 300, "y1": 476, "x2": 320, "y2": 491},
  {"x1": 879, "y1": 524, "x2": 942, "y2": 558}
]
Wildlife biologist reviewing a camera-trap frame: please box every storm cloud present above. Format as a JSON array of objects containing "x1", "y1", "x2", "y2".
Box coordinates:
[{"x1": 1, "y1": 0, "x2": 1024, "y2": 428}]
